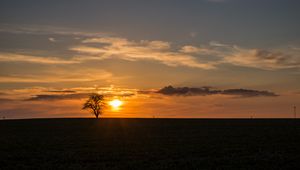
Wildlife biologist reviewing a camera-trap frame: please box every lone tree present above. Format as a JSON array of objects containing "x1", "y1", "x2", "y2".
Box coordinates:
[{"x1": 83, "y1": 94, "x2": 105, "y2": 118}]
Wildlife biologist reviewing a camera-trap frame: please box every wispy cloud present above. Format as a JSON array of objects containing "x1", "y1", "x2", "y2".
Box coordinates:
[
  {"x1": 0, "y1": 69, "x2": 113, "y2": 83},
  {"x1": 180, "y1": 45, "x2": 218, "y2": 55},
  {"x1": 71, "y1": 37, "x2": 216, "y2": 69},
  {"x1": 222, "y1": 47, "x2": 300, "y2": 70},
  {"x1": 1, "y1": 23, "x2": 298, "y2": 71},
  {"x1": 178, "y1": 42, "x2": 300, "y2": 70},
  {"x1": 48, "y1": 37, "x2": 56, "y2": 42},
  {"x1": 0, "y1": 53, "x2": 79, "y2": 64},
  {"x1": 0, "y1": 24, "x2": 110, "y2": 37},
  {"x1": 47, "y1": 90, "x2": 77, "y2": 93},
  {"x1": 71, "y1": 36, "x2": 300, "y2": 70}
]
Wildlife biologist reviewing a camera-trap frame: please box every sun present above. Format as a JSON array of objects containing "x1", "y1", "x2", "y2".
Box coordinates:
[{"x1": 109, "y1": 99, "x2": 123, "y2": 110}]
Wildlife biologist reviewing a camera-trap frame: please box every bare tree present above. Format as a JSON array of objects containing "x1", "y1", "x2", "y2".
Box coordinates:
[{"x1": 83, "y1": 94, "x2": 105, "y2": 118}]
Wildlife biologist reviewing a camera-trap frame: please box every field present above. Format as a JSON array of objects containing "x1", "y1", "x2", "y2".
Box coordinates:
[{"x1": 0, "y1": 118, "x2": 300, "y2": 169}]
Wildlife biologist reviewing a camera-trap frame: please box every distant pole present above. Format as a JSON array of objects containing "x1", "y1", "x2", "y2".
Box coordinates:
[{"x1": 294, "y1": 106, "x2": 297, "y2": 119}]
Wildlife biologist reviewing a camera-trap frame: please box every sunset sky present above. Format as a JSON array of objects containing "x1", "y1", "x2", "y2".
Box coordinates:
[{"x1": 0, "y1": 0, "x2": 299, "y2": 119}]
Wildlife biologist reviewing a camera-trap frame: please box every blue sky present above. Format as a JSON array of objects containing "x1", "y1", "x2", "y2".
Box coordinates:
[{"x1": 2, "y1": 0, "x2": 300, "y2": 46}]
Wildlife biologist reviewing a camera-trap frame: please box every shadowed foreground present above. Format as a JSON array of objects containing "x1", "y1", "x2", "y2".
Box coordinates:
[{"x1": 0, "y1": 118, "x2": 299, "y2": 169}]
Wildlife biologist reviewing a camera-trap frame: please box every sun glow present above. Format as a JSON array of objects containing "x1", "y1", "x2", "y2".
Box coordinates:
[{"x1": 109, "y1": 99, "x2": 123, "y2": 110}]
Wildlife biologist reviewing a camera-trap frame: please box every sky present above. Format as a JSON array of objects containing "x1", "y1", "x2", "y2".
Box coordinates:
[{"x1": 0, "y1": 0, "x2": 299, "y2": 119}]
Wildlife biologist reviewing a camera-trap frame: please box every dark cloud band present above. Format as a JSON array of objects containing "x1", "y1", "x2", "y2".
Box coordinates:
[{"x1": 157, "y1": 86, "x2": 278, "y2": 97}]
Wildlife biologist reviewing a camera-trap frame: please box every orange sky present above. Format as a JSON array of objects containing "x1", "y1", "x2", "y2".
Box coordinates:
[
  {"x1": 0, "y1": 0, "x2": 300, "y2": 119},
  {"x1": 0, "y1": 86, "x2": 299, "y2": 119}
]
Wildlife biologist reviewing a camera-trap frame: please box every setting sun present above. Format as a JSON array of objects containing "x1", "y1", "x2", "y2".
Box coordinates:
[{"x1": 109, "y1": 99, "x2": 123, "y2": 110}]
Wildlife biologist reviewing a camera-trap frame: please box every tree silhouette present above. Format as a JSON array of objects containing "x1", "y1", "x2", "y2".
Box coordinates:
[{"x1": 83, "y1": 94, "x2": 105, "y2": 118}]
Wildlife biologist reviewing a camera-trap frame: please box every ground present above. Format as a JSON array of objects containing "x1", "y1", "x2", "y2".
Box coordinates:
[{"x1": 0, "y1": 118, "x2": 299, "y2": 169}]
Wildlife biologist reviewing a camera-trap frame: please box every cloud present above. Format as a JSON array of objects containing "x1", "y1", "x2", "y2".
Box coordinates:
[
  {"x1": 157, "y1": 85, "x2": 221, "y2": 96},
  {"x1": 26, "y1": 93, "x2": 91, "y2": 101},
  {"x1": 47, "y1": 90, "x2": 77, "y2": 93},
  {"x1": 142, "y1": 40, "x2": 171, "y2": 50},
  {"x1": 0, "y1": 69, "x2": 113, "y2": 83},
  {"x1": 222, "y1": 89, "x2": 278, "y2": 97},
  {"x1": 180, "y1": 46, "x2": 202, "y2": 54},
  {"x1": 209, "y1": 41, "x2": 231, "y2": 47},
  {"x1": 0, "y1": 24, "x2": 110, "y2": 37},
  {"x1": 73, "y1": 37, "x2": 300, "y2": 70},
  {"x1": 157, "y1": 85, "x2": 278, "y2": 97},
  {"x1": 182, "y1": 42, "x2": 300, "y2": 70},
  {"x1": 179, "y1": 45, "x2": 217, "y2": 55},
  {"x1": 71, "y1": 37, "x2": 216, "y2": 69},
  {"x1": 0, "y1": 53, "x2": 79, "y2": 64},
  {"x1": 1, "y1": 23, "x2": 298, "y2": 71},
  {"x1": 0, "y1": 86, "x2": 138, "y2": 102},
  {"x1": 74, "y1": 36, "x2": 299, "y2": 71},
  {"x1": 290, "y1": 46, "x2": 300, "y2": 51},
  {"x1": 26, "y1": 91, "x2": 136, "y2": 101},
  {"x1": 223, "y1": 48, "x2": 300, "y2": 70},
  {"x1": 48, "y1": 37, "x2": 56, "y2": 42}
]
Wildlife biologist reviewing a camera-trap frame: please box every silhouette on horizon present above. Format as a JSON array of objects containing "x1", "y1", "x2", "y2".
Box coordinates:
[{"x1": 82, "y1": 94, "x2": 106, "y2": 118}]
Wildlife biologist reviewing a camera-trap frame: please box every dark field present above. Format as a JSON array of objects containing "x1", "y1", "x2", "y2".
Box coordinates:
[{"x1": 0, "y1": 118, "x2": 300, "y2": 169}]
